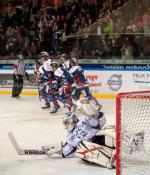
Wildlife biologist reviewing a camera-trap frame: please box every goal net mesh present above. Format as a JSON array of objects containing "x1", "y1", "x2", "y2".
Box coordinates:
[{"x1": 116, "y1": 91, "x2": 150, "y2": 175}]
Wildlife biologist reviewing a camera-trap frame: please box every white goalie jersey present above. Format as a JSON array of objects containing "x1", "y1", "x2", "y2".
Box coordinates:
[{"x1": 62, "y1": 114, "x2": 106, "y2": 157}]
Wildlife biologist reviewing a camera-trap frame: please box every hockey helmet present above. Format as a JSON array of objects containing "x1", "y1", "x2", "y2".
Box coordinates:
[
  {"x1": 51, "y1": 61, "x2": 59, "y2": 71},
  {"x1": 39, "y1": 51, "x2": 49, "y2": 61},
  {"x1": 60, "y1": 53, "x2": 67, "y2": 62},
  {"x1": 70, "y1": 57, "x2": 78, "y2": 66},
  {"x1": 34, "y1": 60, "x2": 42, "y2": 69},
  {"x1": 63, "y1": 112, "x2": 79, "y2": 132},
  {"x1": 40, "y1": 51, "x2": 49, "y2": 57}
]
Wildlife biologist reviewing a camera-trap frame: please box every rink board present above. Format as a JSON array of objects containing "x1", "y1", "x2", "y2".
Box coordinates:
[
  {"x1": 0, "y1": 69, "x2": 150, "y2": 98},
  {"x1": 0, "y1": 88, "x2": 116, "y2": 98}
]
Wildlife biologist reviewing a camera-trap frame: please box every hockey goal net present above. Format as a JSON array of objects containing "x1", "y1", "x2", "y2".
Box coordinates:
[{"x1": 116, "y1": 91, "x2": 150, "y2": 175}]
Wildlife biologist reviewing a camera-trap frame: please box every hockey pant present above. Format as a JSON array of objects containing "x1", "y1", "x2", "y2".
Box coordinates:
[
  {"x1": 39, "y1": 86, "x2": 48, "y2": 103},
  {"x1": 72, "y1": 87, "x2": 100, "y2": 107},
  {"x1": 39, "y1": 84, "x2": 47, "y2": 99},
  {"x1": 39, "y1": 86, "x2": 59, "y2": 108},
  {"x1": 47, "y1": 93, "x2": 59, "y2": 108},
  {"x1": 55, "y1": 93, "x2": 73, "y2": 112}
]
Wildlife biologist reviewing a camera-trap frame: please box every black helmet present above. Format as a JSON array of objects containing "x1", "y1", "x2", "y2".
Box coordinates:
[
  {"x1": 60, "y1": 53, "x2": 67, "y2": 62},
  {"x1": 51, "y1": 61, "x2": 59, "y2": 70}
]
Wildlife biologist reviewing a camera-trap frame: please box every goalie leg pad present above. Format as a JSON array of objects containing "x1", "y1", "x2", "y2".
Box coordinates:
[{"x1": 76, "y1": 141, "x2": 116, "y2": 169}]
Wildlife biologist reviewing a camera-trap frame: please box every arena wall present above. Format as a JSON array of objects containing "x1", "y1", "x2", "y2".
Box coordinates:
[{"x1": 0, "y1": 61, "x2": 150, "y2": 98}]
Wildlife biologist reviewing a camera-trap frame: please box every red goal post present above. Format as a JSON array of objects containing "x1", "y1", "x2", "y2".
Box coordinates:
[{"x1": 116, "y1": 91, "x2": 150, "y2": 175}]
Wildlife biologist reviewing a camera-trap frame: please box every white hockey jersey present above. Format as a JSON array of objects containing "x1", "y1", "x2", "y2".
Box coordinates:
[
  {"x1": 62, "y1": 114, "x2": 106, "y2": 157},
  {"x1": 62, "y1": 60, "x2": 70, "y2": 70}
]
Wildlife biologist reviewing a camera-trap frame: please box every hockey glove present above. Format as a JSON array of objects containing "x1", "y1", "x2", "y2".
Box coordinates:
[{"x1": 41, "y1": 143, "x2": 62, "y2": 157}]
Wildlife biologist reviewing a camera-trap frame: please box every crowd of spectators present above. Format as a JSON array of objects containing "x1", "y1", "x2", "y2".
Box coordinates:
[
  {"x1": 68, "y1": 0, "x2": 150, "y2": 59},
  {"x1": 0, "y1": 0, "x2": 149, "y2": 60}
]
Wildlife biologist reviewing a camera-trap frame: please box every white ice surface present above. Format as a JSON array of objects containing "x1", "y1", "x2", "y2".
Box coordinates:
[{"x1": 0, "y1": 95, "x2": 116, "y2": 175}]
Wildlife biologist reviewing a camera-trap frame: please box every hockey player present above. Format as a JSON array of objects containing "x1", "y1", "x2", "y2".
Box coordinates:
[
  {"x1": 59, "y1": 53, "x2": 70, "y2": 70},
  {"x1": 36, "y1": 51, "x2": 60, "y2": 113},
  {"x1": 42, "y1": 98, "x2": 116, "y2": 168},
  {"x1": 34, "y1": 51, "x2": 50, "y2": 109},
  {"x1": 50, "y1": 61, "x2": 74, "y2": 112},
  {"x1": 69, "y1": 58, "x2": 101, "y2": 110},
  {"x1": 39, "y1": 51, "x2": 52, "y2": 71}
]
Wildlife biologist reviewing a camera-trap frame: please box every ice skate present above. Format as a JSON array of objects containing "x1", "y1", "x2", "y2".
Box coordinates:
[
  {"x1": 41, "y1": 103, "x2": 50, "y2": 109},
  {"x1": 50, "y1": 106, "x2": 60, "y2": 114}
]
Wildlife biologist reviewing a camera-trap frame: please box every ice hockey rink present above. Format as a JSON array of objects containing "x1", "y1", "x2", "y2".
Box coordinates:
[{"x1": 0, "y1": 94, "x2": 116, "y2": 175}]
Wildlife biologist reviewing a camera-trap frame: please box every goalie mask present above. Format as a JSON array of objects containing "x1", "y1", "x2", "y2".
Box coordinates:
[
  {"x1": 75, "y1": 98, "x2": 99, "y2": 117},
  {"x1": 63, "y1": 112, "x2": 79, "y2": 132}
]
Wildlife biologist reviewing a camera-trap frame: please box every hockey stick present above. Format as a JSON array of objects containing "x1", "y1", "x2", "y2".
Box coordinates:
[
  {"x1": 72, "y1": 82, "x2": 101, "y2": 90},
  {"x1": 8, "y1": 132, "x2": 46, "y2": 155},
  {"x1": 87, "y1": 82, "x2": 101, "y2": 87}
]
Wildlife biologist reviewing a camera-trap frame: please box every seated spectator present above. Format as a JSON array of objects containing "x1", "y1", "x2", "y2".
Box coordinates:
[{"x1": 0, "y1": 0, "x2": 149, "y2": 60}]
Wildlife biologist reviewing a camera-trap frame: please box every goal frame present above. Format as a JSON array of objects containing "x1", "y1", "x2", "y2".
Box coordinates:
[{"x1": 116, "y1": 90, "x2": 150, "y2": 175}]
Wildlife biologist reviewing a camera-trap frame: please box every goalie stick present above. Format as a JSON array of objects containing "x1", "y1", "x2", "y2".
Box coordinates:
[{"x1": 8, "y1": 132, "x2": 46, "y2": 155}]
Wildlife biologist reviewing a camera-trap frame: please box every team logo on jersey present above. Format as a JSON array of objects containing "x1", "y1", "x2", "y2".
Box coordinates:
[
  {"x1": 69, "y1": 134, "x2": 75, "y2": 142},
  {"x1": 108, "y1": 74, "x2": 122, "y2": 91}
]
